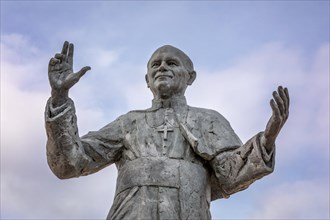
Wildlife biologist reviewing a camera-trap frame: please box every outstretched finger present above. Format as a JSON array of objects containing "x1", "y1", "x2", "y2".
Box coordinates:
[
  {"x1": 278, "y1": 86, "x2": 289, "y2": 116},
  {"x1": 61, "y1": 41, "x2": 69, "y2": 62},
  {"x1": 284, "y1": 87, "x2": 290, "y2": 108},
  {"x1": 68, "y1": 43, "x2": 74, "y2": 66},
  {"x1": 61, "y1": 41, "x2": 69, "y2": 54},
  {"x1": 273, "y1": 90, "x2": 285, "y2": 116},
  {"x1": 270, "y1": 99, "x2": 280, "y2": 118},
  {"x1": 76, "y1": 66, "x2": 91, "y2": 78}
]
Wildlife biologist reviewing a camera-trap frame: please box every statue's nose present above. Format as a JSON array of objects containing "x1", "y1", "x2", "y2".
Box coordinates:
[{"x1": 159, "y1": 62, "x2": 167, "y2": 72}]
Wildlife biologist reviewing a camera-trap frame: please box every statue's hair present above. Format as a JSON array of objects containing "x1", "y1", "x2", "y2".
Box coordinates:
[{"x1": 148, "y1": 45, "x2": 194, "y2": 73}]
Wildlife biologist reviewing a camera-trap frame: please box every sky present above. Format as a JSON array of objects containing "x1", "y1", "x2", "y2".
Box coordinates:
[{"x1": 1, "y1": 1, "x2": 329, "y2": 220}]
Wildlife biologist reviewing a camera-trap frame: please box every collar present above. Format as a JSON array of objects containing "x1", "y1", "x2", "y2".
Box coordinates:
[{"x1": 151, "y1": 95, "x2": 187, "y2": 110}]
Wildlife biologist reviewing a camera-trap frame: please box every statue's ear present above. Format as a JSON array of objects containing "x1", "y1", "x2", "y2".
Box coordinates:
[
  {"x1": 187, "y1": 71, "x2": 196, "y2": 85},
  {"x1": 145, "y1": 74, "x2": 150, "y2": 88}
]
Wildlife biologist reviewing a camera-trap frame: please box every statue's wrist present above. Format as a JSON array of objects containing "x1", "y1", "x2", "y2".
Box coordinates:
[
  {"x1": 51, "y1": 89, "x2": 69, "y2": 107},
  {"x1": 261, "y1": 134, "x2": 275, "y2": 153}
]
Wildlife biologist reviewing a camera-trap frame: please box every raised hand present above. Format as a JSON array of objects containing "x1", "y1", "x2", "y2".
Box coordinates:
[
  {"x1": 48, "y1": 41, "x2": 91, "y2": 106},
  {"x1": 261, "y1": 86, "x2": 290, "y2": 152}
]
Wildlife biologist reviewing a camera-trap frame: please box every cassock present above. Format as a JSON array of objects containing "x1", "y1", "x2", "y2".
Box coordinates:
[{"x1": 45, "y1": 96, "x2": 274, "y2": 220}]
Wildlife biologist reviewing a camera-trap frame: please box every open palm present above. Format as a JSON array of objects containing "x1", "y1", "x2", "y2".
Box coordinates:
[
  {"x1": 262, "y1": 86, "x2": 290, "y2": 151},
  {"x1": 48, "y1": 41, "x2": 90, "y2": 105}
]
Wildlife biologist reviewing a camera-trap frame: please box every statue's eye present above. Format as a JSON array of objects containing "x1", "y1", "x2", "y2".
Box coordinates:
[
  {"x1": 167, "y1": 61, "x2": 178, "y2": 66},
  {"x1": 151, "y1": 62, "x2": 160, "y2": 68}
]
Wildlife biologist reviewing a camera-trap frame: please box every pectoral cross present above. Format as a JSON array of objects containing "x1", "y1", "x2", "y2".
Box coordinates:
[{"x1": 157, "y1": 123, "x2": 174, "y2": 141}]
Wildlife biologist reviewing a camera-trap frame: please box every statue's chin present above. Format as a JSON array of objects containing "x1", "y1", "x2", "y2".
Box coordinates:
[
  {"x1": 152, "y1": 81, "x2": 185, "y2": 99},
  {"x1": 154, "y1": 83, "x2": 173, "y2": 99}
]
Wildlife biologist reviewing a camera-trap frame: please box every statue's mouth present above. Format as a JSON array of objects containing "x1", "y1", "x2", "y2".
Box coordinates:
[{"x1": 155, "y1": 73, "x2": 173, "y2": 80}]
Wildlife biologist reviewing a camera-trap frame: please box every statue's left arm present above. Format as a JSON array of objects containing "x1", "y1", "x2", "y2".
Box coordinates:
[{"x1": 209, "y1": 86, "x2": 289, "y2": 198}]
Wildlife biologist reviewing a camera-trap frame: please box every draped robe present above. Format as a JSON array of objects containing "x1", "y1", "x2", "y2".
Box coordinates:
[{"x1": 45, "y1": 96, "x2": 274, "y2": 220}]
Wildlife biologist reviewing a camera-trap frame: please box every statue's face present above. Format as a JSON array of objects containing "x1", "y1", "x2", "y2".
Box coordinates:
[{"x1": 146, "y1": 46, "x2": 194, "y2": 99}]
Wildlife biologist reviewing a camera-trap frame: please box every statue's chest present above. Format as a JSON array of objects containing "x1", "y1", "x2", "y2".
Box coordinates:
[{"x1": 122, "y1": 108, "x2": 195, "y2": 160}]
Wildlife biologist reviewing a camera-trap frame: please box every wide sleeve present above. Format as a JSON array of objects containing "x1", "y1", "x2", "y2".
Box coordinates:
[
  {"x1": 210, "y1": 132, "x2": 275, "y2": 198},
  {"x1": 185, "y1": 108, "x2": 243, "y2": 161},
  {"x1": 45, "y1": 97, "x2": 125, "y2": 179}
]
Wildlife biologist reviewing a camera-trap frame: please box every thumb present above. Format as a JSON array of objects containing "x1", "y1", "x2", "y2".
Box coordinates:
[
  {"x1": 77, "y1": 66, "x2": 91, "y2": 77},
  {"x1": 64, "y1": 66, "x2": 91, "y2": 89}
]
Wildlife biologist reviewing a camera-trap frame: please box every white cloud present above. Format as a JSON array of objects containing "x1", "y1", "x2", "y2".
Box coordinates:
[
  {"x1": 186, "y1": 42, "x2": 329, "y2": 161},
  {"x1": 1, "y1": 33, "x2": 117, "y2": 219},
  {"x1": 250, "y1": 179, "x2": 329, "y2": 219},
  {"x1": 197, "y1": 43, "x2": 329, "y2": 219},
  {"x1": 82, "y1": 47, "x2": 119, "y2": 68},
  {"x1": 1, "y1": 34, "x2": 46, "y2": 89}
]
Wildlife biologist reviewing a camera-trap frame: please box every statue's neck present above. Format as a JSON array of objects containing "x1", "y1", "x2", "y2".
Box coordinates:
[{"x1": 152, "y1": 95, "x2": 187, "y2": 110}]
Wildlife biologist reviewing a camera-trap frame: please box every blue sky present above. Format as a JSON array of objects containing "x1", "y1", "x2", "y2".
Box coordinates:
[{"x1": 1, "y1": 1, "x2": 329, "y2": 219}]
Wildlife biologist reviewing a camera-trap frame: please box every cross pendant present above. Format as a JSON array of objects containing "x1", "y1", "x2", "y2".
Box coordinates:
[{"x1": 157, "y1": 123, "x2": 174, "y2": 141}]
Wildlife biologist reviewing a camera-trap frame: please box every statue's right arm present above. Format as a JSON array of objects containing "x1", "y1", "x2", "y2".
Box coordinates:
[
  {"x1": 45, "y1": 98, "x2": 124, "y2": 179},
  {"x1": 45, "y1": 41, "x2": 124, "y2": 179}
]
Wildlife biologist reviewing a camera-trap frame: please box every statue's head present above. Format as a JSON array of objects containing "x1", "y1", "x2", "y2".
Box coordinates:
[{"x1": 145, "y1": 45, "x2": 196, "y2": 99}]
